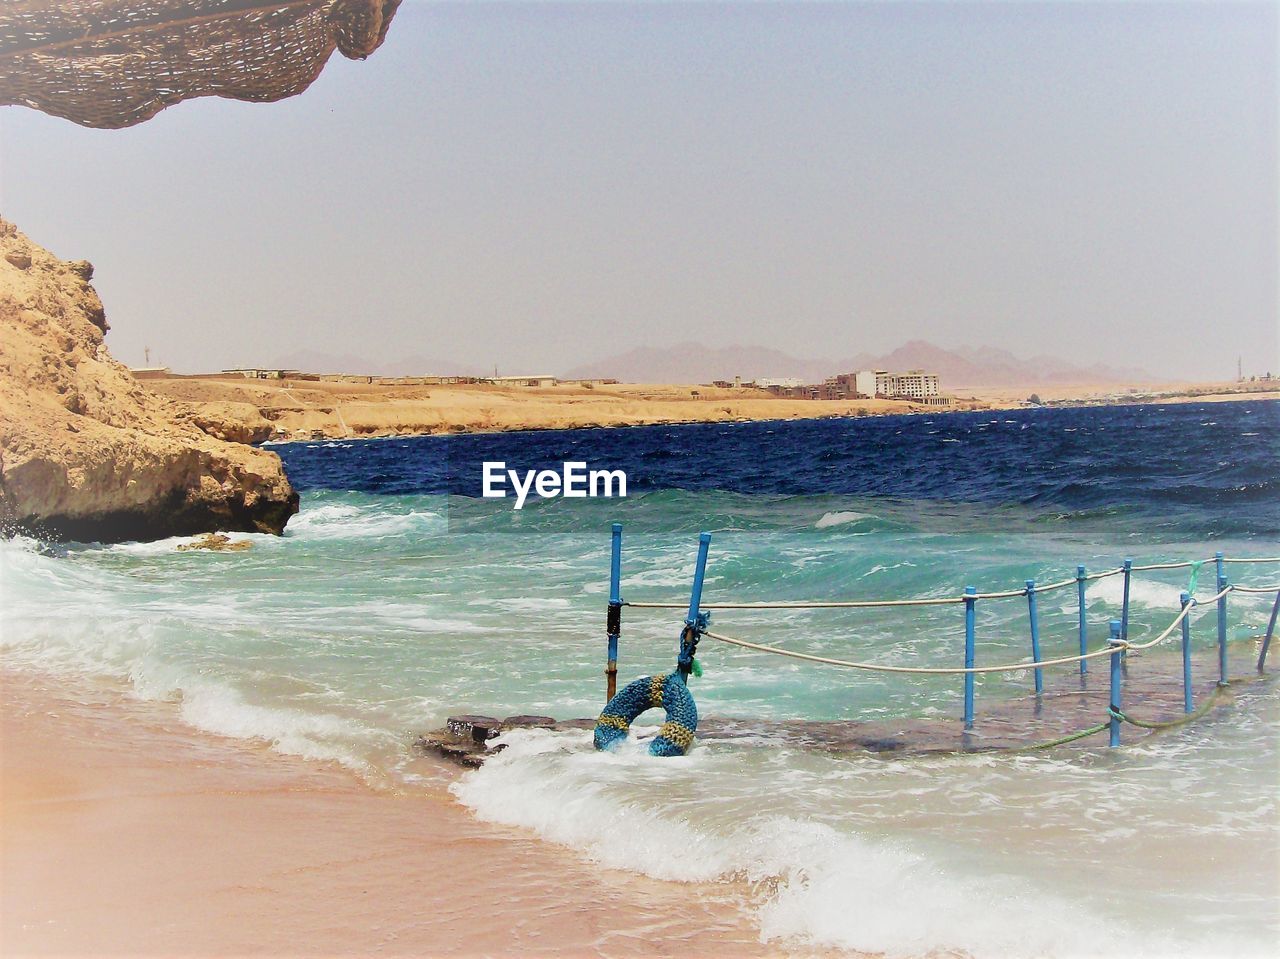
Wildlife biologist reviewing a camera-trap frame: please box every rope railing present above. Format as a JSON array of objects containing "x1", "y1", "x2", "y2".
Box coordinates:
[
  {"x1": 704, "y1": 584, "x2": 1251, "y2": 675},
  {"x1": 601, "y1": 525, "x2": 1280, "y2": 751},
  {"x1": 701, "y1": 628, "x2": 1121, "y2": 675},
  {"x1": 623, "y1": 568, "x2": 1276, "y2": 611}
]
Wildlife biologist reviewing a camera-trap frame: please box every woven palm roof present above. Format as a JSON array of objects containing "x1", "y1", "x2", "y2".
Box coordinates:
[{"x1": 0, "y1": 0, "x2": 402, "y2": 129}]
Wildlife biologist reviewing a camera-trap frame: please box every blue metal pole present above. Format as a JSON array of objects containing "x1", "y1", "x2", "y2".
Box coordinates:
[
  {"x1": 1108, "y1": 619, "x2": 1123, "y2": 747},
  {"x1": 606, "y1": 523, "x2": 622, "y2": 701},
  {"x1": 678, "y1": 532, "x2": 712, "y2": 680},
  {"x1": 1026, "y1": 579, "x2": 1043, "y2": 696},
  {"x1": 1120, "y1": 559, "x2": 1133, "y2": 643},
  {"x1": 1077, "y1": 565, "x2": 1088, "y2": 677},
  {"x1": 686, "y1": 532, "x2": 712, "y2": 626},
  {"x1": 1180, "y1": 592, "x2": 1193, "y2": 714},
  {"x1": 1259, "y1": 590, "x2": 1280, "y2": 673},
  {"x1": 964, "y1": 586, "x2": 976, "y2": 730},
  {"x1": 1215, "y1": 552, "x2": 1228, "y2": 687}
]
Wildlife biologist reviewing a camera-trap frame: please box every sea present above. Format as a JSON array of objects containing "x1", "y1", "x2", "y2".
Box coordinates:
[{"x1": 3, "y1": 400, "x2": 1278, "y2": 958}]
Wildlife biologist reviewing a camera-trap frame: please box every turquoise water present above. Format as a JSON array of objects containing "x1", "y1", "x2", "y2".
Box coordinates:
[{"x1": 3, "y1": 405, "x2": 1279, "y2": 957}]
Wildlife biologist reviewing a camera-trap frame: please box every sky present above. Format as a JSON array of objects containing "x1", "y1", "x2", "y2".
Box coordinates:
[{"x1": 1, "y1": 1, "x2": 1276, "y2": 379}]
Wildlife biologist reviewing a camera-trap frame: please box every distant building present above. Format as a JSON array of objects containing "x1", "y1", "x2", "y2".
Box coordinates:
[
  {"x1": 223, "y1": 368, "x2": 301, "y2": 380},
  {"x1": 853, "y1": 370, "x2": 878, "y2": 399},
  {"x1": 883, "y1": 370, "x2": 939, "y2": 400},
  {"x1": 488, "y1": 375, "x2": 558, "y2": 388},
  {"x1": 847, "y1": 369, "x2": 940, "y2": 401},
  {"x1": 129, "y1": 366, "x2": 171, "y2": 379},
  {"x1": 754, "y1": 377, "x2": 805, "y2": 389},
  {"x1": 753, "y1": 367, "x2": 953, "y2": 406}
]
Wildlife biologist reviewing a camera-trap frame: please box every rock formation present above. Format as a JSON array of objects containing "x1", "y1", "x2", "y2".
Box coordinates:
[{"x1": 0, "y1": 219, "x2": 298, "y2": 542}]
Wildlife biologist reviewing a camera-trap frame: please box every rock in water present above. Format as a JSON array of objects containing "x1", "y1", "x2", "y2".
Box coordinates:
[
  {"x1": 0, "y1": 219, "x2": 299, "y2": 542},
  {"x1": 176, "y1": 533, "x2": 252, "y2": 552}
]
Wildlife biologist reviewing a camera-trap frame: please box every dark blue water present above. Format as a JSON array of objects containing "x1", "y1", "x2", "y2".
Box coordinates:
[{"x1": 274, "y1": 400, "x2": 1280, "y2": 538}]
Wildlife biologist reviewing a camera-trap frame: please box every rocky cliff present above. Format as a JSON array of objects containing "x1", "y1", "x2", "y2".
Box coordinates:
[{"x1": 0, "y1": 220, "x2": 298, "y2": 542}]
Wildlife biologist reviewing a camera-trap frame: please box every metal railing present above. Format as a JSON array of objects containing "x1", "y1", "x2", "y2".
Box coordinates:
[{"x1": 602, "y1": 524, "x2": 1280, "y2": 748}]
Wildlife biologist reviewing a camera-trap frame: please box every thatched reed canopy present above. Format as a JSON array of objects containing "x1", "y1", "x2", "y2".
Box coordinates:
[{"x1": 0, "y1": 0, "x2": 401, "y2": 128}]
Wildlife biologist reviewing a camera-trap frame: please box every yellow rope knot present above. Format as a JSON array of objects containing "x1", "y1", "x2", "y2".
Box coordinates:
[{"x1": 596, "y1": 714, "x2": 630, "y2": 732}]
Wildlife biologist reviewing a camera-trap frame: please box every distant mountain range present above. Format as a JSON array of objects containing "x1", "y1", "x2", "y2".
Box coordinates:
[
  {"x1": 562, "y1": 340, "x2": 1152, "y2": 388},
  {"x1": 264, "y1": 341, "x2": 1151, "y2": 389}
]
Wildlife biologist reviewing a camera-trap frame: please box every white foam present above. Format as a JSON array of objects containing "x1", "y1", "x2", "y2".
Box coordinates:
[
  {"x1": 96, "y1": 532, "x2": 266, "y2": 555},
  {"x1": 470, "y1": 597, "x2": 571, "y2": 611},
  {"x1": 452, "y1": 730, "x2": 1177, "y2": 958},
  {"x1": 0, "y1": 537, "x2": 379, "y2": 773},
  {"x1": 285, "y1": 503, "x2": 441, "y2": 540},
  {"x1": 1086, "y1": 576, "x2": 1187, "y2": 613},
  {"x1": 1082, "y1": 574, "x2": 1274, "y2": 622},
  {"x1": 815, "y1": 510, "x2": 872, "y2": 528},
  {"x1": 134, "y1": 666, "x2": 377, "y2": 771}
]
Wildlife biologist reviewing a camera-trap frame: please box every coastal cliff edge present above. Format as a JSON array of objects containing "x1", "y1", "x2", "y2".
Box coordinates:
[{"x1": 0, "y1": 219, "x2": 297, "y2": 541}]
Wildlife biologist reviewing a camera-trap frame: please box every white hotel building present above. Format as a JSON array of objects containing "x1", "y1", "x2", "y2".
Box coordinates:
[{"x1": 854, "y1": 369, "x2": 941, "y2": 401}]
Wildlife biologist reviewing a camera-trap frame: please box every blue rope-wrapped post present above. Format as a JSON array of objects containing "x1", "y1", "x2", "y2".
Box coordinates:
[
  {"x1": 678, "y1": 532, "x2": 712, "y2": 682},
  {"x1": 1108, "y1": 619, "x2": 1123, "y2": 747},
  {"x1": 1076, "y1": 565, "x2": 1088, "y2": 677},
  {"x1": 1215, "y1": 552, "x2": 1228, "y2": 687},
  {"x1": 963, "y1": 586, "x2": 976, "y2": 730},
  {"x1": 606, "y1": 523, "x2": 623, "y2": 702},
  {"x1": 1259, "y1": 590, "x2": 1280, "y2": 673},
  {"x1": 1026, "y1": 579, "x2": 1043, "y2": 696},
  {"x1": 1180, "y1": 592, "x2": 1193, "y2": 713},
  {"x1": 1120, "y1": 559, "x2": 1133, "y2": 644}
]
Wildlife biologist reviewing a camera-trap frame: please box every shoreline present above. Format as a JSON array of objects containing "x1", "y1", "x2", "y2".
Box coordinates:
[
  {"x1": 261, "y1": 391, "x2": 1280, "y2": 452},
  {"x1": 0, "y1": 668, "x2": 796, "y2": 958},
  {"x1": 144, "y1": 374, "x2": 1280, "y2": 444}
]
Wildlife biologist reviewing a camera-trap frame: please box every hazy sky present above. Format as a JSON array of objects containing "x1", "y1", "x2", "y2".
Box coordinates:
[{"x1": 2, "y1": 1, "x2": 1276, "y2": 378}]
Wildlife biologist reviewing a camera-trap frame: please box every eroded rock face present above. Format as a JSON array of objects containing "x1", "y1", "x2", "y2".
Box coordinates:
[{"x1": 0, "y1": 219, "x2": 299, "y2": 542}]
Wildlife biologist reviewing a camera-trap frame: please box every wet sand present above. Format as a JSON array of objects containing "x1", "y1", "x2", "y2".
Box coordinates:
[{"x1": 0, "y1": 670, "x2": 795, "y2": 958}]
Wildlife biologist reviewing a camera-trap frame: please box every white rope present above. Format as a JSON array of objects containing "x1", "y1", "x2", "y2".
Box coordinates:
[
  {"x1": 1034, "y1": 575, "x2": 1085, "y2": 592},
  {"x1": 625, "y1": 569, "x2": 1121, "y2": 610},
  {"x1": 699, "y1": 584, "x2": 1254, "y2": 674},
  {"x1": 622, "y1": 562, "x2": 1274, "y2": 615},
  {"x1": 1222, "y1": 557, "x2": 1280, "y2": 565},
  {"x1": 626, "y1": 597, "x2": 963, "y2": 610},
  {"x1": 1122, "y1": 595, "x2": 1204, "y2": 652},
  {"x1": 1231, "y1": 584, "x2": 1280, "y2": 594},
  {"x1": 974, "y1": 587, "x2": 1028, "y2": 600},
  {"x1": 702, "y1": 629, "x2": 1119, "y2": 675}
]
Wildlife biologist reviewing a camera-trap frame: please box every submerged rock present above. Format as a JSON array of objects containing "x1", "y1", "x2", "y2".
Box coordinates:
[
  {"x1": 0, "y1": 218, "x2": 299, "y2": 542},
  {"x1": 176, "y1": 533, "x2": 252, "y2": 552}
]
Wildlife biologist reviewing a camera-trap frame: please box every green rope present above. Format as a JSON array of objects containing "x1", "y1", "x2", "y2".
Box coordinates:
[
  {"x1": 1110, "y1": 687, "x2": 1223, "y2": 730},
  {"x1": 1012, "y1": 722, "x2": 1109, "y2": 752},
  {"x1": 690, "y1": 657, "x2": 703, "y2": 678}
]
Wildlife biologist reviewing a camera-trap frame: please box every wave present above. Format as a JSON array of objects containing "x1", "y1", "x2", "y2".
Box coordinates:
[
  {"x1": 0, "y1": 535, "x2": 387, "y2": 772},
  {"x1": 452, "y1": 729, "x2": 1184, "y2": 958},
  {"x1": 815, "y1": 510, "x2": 873, "y2": 529},
  {"x1": 285, "y1": 502, "x2": 443, "y2": 540}
]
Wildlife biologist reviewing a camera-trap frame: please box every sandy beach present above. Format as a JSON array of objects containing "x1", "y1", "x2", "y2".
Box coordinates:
[{"x1": 1, "y1": 670, "x2": 786, "y2": 958}]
